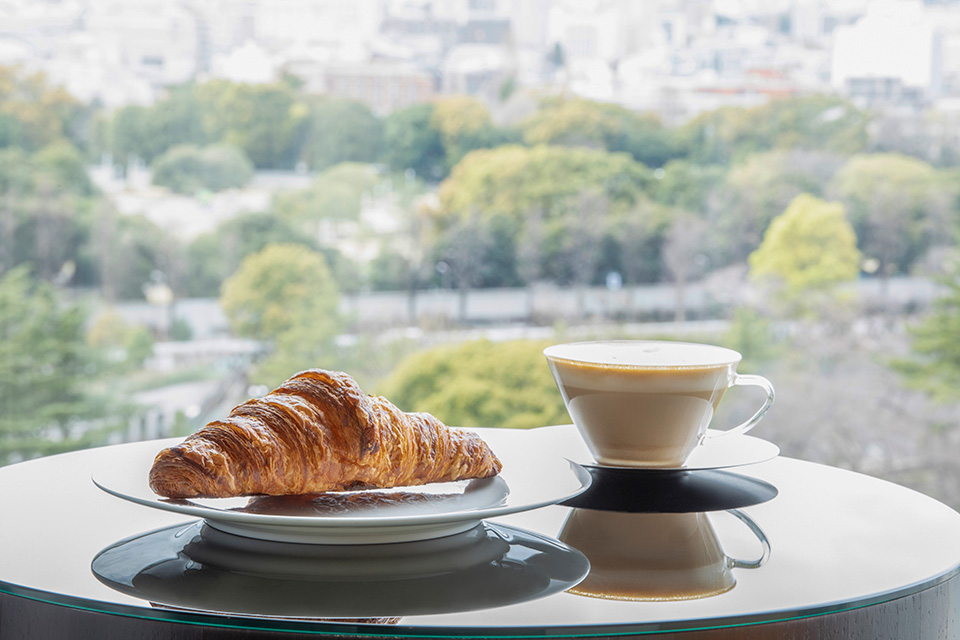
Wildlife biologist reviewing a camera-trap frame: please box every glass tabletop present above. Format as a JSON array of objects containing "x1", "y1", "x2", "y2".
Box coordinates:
[{"x1": 1, "y1": 424, "x2": 959, "y2": 637}]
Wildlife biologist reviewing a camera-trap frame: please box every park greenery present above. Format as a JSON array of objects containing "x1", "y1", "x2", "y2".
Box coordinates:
[{"x1": 1, "y1": 62, "x2": 960, "y2": 504}]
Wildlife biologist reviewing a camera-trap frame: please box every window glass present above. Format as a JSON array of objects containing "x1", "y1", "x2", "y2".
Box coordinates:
[{"x1": 0, "y1": 0, "x2": 958, "y2": 510}]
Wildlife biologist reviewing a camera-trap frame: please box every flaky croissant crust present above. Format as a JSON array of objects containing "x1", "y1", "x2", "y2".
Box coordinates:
[{"x1": 148, "y1": 369, "x2": 502, "y2": 499}]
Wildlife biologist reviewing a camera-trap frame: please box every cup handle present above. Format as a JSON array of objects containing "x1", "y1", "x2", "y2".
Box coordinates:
[
  {"x1": 727, "y1": 509, "x2": 771, "y2": 570},
  {"x1": 706, "y1": 373, "x2": 775, "y2": 440}
]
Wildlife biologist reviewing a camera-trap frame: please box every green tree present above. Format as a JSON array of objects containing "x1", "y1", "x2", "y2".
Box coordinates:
[
  {"x1": 681, "y1": 95, "x2": 868, "y2": 165},
  {"x1": 829, "y1": 153, "x2": 951, "y2": 280},
  {"x1": 0, "y1": 65, "x2": 84, "y2": 152},
  {"x1": 649, "y1": 159, "x2": 725, "y2": 212},
  {"x1": 185, "y1": 212, "x2": 316, "y2": 297},
  {"x1": 382, "y1": 103, "x2": 446, "y2": 181},
  {"x1": 430, "y1": 95, "x2": 515, "y2": 170},
  {"x1": 106, "y1": 86, "x2": 209, "y2": 168},
  {"x1": 378, "y1": 339, "x2": 570, "y2": 430},
  {"x1": 714, "y1": 150, "x2": 845, "y2": 266},
  {"x1": 86, "y1": 308, "x2": 155, "y2": 370},
  {"x1": 300, "y1": 98, "x2": 383, "y2": 171},
  {"x1": 749, "y1": 193, "x2": 862, "y2": 314},
  {"x1": 0, "y1": 267, "x2": 122, "y2": 463},
  {"x1": 151, "y1": 143, "x2": 254, "y2": 194},
  {"x1": 195, "y1": 80, "x2": 306, "y2": 168},
  {"x1": 220, "y1": 243, "x2": 339, "y2": 342},
  {"x1": 0, "y1": 145, "x2": 98, "y2": 285},
  {"x1": 522, "y1": 97, "x2": 681, "y2": 168},
  {"x1": 106, "y1": 105, "x2": 151, "y2": 169},
  {"x1": 894, "y1": 260, "x2": 960, "y2": 402},
  {"x1": 438, "y1": 145, "x2": 650, "y2": 287},
  {"x1": 440, "y1": 144, "x2": 649, "y2": 219},
  {"x1": 274, "y1": 163, "x2": 380, "y2": 239},
  {"x1": 33, "y1": 140, "x2": 95, "y2": 196}
]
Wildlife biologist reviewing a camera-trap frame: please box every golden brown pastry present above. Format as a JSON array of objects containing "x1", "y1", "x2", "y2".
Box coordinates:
[{"x1": 148, "y1": 369, "x2": 502, "y2": 499}]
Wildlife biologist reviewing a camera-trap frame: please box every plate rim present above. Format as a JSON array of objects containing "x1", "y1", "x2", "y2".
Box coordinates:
[{"x1": 92, "y1": 431, "x2": 592, "y2": 532}]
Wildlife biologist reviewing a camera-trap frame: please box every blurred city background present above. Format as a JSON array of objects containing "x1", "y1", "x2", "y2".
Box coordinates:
[{"x1": 2, "y1": 0, "x2": 960, "y2": 507}]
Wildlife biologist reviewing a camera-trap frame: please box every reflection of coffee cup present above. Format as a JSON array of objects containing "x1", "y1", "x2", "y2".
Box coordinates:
[
  {"x1": 544, "y1": 341, "x2": 775, "y2": 468},
  {"x1": 558, "y1": 509, "x2": 769, "y2": 601}
]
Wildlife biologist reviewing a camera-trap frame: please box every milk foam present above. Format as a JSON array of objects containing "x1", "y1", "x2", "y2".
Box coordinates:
[
  {"x1": 544, "y1": 341, "x2": 739, "y2": 393},
  {"x1": 544, "y1": 341, "x2": 740, "y2": 368}
]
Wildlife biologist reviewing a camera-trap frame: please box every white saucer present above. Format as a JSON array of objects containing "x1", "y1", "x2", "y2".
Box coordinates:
[
  {"x1": 529, "y1": 424, "x2": 779, "y2": 472},
  {"x1": 93, "y1": 428, "x2": 591, "y2": 545}
]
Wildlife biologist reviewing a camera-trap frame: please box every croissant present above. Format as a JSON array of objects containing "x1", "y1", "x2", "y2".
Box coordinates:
[{"x1": 148, "y1": 369, "x2": 502, "y2": 499}]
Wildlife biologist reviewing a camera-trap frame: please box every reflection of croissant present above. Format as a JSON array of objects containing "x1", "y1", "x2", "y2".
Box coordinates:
[{"x1": 148, "y1": 369, "x2": 502, "y2": 498}]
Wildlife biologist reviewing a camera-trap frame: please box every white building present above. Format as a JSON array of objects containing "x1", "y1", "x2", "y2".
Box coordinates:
[
  {"x1": 83, "y1": 0, "x2": 200, "y2": 88},
  {"x1": 253, "y1": 0, "x2": 382, "y2": 61},
  {"x1": 832, "y1": 0, "x2": 942, "y2": 104},
  {"x1": 209, "y1": 39, "x2": 278, "y2": 84},
  {"x1": 44, "y1": 33, "x2": 155, "y2": 107},
  {"x1": 546, "y1": 0, "x2": 664, "y2": 64}
]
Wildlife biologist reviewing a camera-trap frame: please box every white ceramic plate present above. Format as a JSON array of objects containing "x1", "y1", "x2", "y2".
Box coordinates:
[
  {"x1": 529, "y1": 424, "x2": 780, "y2": 472},
  {"x1": 93, "y1": 427, "x2": 591, "y2": 544}
]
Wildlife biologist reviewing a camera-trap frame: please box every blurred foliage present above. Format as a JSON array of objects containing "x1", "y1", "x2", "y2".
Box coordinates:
[
  {"x1": 714, "y1": 150, "x2": 844, "y2": 267},
  {"x1": 274, "y1": 163, "x2": 379, "y2": 226},
  {"x1": 220, "y1": 243, "x2": 339, "y2": 342},
  {"x1": 184, "y1": 212, "x2": 316, "y2": 298},
  {"x1": 86, "y1": 308, "x2": 156, "y2": 369},
  {"x1": 382, "y1": 103, "x2": 446, "y2": 181},
  {"x1": 0, "y1": 267, "x2": 126, "y2": 463},
  {"x1": 829, "y1": 153, "x2": 953, "y2": 277},
  {"x1": 33, "y1": 140, "x2": 96, "y2": 196},
  {"x1": 299, "y1": 98, "x2": 383, "y2": 171},
  {"x1": 894, "y1": 258, "x2": 960, "y2": 402},
  {"x1": 439, "y1": 144, "x2": 649, "y2": 219},
  {"x1": 378, "y1": 339, "x2": 570, "y2": 430},
  {"x1": 0, "y1": 66, "x2": 84, "y2": 152},
  {"x1": 648, "y1": 159, "x2": 725, "y2": 212},
  {"x1": 194, "y1": 79, "x2": 306, "y2": 169},
  {"x1": 522, "y1": 97, "x2": 683, "y2": 168},
  {"x1": 437, "y1": 145, "x2": 654, "y2": 287},
  {"x1": 151, "y1": 143, "x2": 254, "y2": 194},
  {"x1": 430, "y1": 95, "x2": 520, "y2": 170},
  {"x1": 680, "y1": 95, "x2": 869, "y2": 165},
  {"x1": 721, "y1": 307, "x2": 782, "y2": 372},
  {"x1": 749, "y1": 193, "x2": 862, "y2": 315}
]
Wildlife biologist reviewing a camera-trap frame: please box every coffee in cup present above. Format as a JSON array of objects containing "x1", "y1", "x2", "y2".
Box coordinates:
[{"x1": 543, "y1": 341, "x2": 774, "y2": 468}]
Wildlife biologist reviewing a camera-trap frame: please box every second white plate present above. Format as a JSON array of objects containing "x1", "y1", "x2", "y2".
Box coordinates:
[{"x1": 93, "y1": 427, "x2": 591, "y2": 544}]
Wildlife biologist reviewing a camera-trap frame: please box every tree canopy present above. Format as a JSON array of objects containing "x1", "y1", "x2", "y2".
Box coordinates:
[
  {"x1": 0, "y1": 267, "x2": 121, "y2": 462},
  {"x1": 0, "y1": 66, "x2": 84, "y2": 152},
  {"x1": 151, "y1": 143, "x2": 254, "y2": 194},
  {"x1": 378, "y1": 339, "x2": 570, "y2": 430},
  {"x1": 894, "y1": 258, "x2": 960, "y2": 402},
  {"x1": 220, "y1": 243, "x2": 339, "y2": 342},
  {"x1": 382, "y1": 103, "x2": 446, "y2": 181},
  {"x1": 299, "y1": 98, "x2": 383, "y2": 171},
  {"x1": 680, "y1": 95, "x2": 869, "y2": 165},
  {"x1": 895, "y1": 263, "x2": 960, "y2": 402},
  {"x1": 829, "y1": 153, "x2": 951, "y2": 276},
  {"x1": 749, "y1": 193, "x2": 862, "y2": 309},
  {"x1": 439, "y1": 144, "x2": 649, "y2": 220},
  {"x1": 521, "y1": 97, "x2": 681, "y2": 168}
]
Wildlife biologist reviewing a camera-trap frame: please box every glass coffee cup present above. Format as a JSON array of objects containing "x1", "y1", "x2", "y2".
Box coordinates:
[{"x1": 544, "y1": 340, "x2": 775, "y2": 468}]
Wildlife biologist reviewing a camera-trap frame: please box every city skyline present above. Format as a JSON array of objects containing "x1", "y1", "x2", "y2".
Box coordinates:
[{"x1": 0, "y1": 0, "x2": 955, "y2": 123}]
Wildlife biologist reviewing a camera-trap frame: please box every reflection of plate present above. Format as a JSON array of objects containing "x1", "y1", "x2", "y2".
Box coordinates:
[
  {"x1": 563, "y1": 467, "x2": 778, "y2": 513},
  {"x1": 91, "y1": 520, "x2": 590, "y2": 618},
  {"x1": 92, "y1": 429, "x2": 591, "y2": 544},
  {"x1": 531, "y1": 424, "x2": 779, "y2": 472}
]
